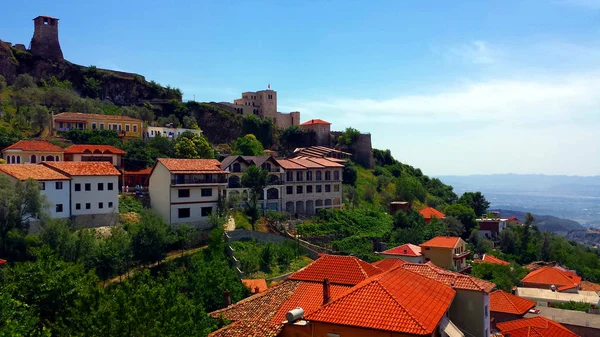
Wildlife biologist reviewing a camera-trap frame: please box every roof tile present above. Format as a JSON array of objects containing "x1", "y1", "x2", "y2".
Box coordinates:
[
  {"x1": 401, "y1": 262, "x2": 496, "y2": 293},
  {"x1": 300, "y1": 119, "x2": 331, "y2": 126},
  {"x1": 242, "y1": 279, "x2": 268, "y2": 294},
  {"x1": 497, "y1": 316, "x2": 579, "y2": 337},
  {"x1": 490, "y1": 290, "x2": 536, "y2": 315},
  {"x1": 482, "y1": 254, "x2": 510, "y2": 266},
  {"x1": 419, "y1": 206, "x2": 445, "y2": 220},
  {"x1": 157, "y1": 158, "x2": 226, "y2": 173},
  {"x1": 42, "y1": 162, "x2": 121, "y2": 176},
  {"x1": 381, "y1": 243, "x2": 422, "y2": 257},
  {"x1": 2, "y1": 140, "x2": 64, "y2": 153},
  {"x1": 421, "y1": 236, "x2": 462, "y2": 249},
  {"x1": 521, "y1": 267, "x2": 581, "y2": 291},
  {"x1": 64, "y1": 144, "x2": 126, "y2": 155},
  {"x1": 372, "y1": 258, "x2": 408, "y2": 271},
  {"x1": 0, "y1": 164, "x2": 70, "y2": 181},
  {"x1": 54, "y1": 112, "x2": 141, "y2": 122},
  {"x1": 289, "y1": 254, "x2": 383, "y2": 286}
]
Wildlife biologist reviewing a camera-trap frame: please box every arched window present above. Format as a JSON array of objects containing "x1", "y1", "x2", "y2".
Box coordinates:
[
  {"x1": 316, "y1": 171, "x2": 322, "y2": 181},
  {"x1": 30, "y1": 155, "x2": 37, "y2": 164},
  {"x1": 46, "y1": 156, "x2": 54, "y2": 162},
  {"x1": 325, "y1": 171, "x2": 331, "y2": 181},
  {"x1": 232, "y1": 163, "x2": 241, "y2": 173},
  {"x1": 16, "y1": 156, "x2": 20, "y2": 164},
  {"x1": 334, "y1": 170, "x2": 340, "y2": 181},
  {"x1": 55, "y1": 156, "x2": 59, "y2": 161},
  {"x1": 40, "y1": 156, "x2": 45, "y2": 162}
]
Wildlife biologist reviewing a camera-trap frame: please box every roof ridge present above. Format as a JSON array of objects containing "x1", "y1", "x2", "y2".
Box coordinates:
[
  {"x1": 354, "y1": 257, "x2": 369, "y2": 279},
  {"x1": 375, "y1": 275, "x2": 429, "y2": 333}
]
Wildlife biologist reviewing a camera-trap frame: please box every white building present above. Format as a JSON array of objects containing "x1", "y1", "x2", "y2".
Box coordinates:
[
  {"x1": 0, "y1": 164, "x2": 71, "y2": 219},
  {"x1": 220, "y1": 155, "x2": 284, "y2": 211},
  {"x1": 149, "y1": 158, "x2": 227, "y2": 228},
  {"x1": 146, "y1": 126, "x2": 202, "y2": 140},
  {"x1": 42, "y1": 161, "x2": 120, "y2": 227},
  {"x1": 276, "y1": 156, "x2": 343, "y2": 214}
]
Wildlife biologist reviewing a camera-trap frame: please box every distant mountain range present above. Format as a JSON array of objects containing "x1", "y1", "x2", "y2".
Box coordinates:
[{"x1": 494, "y1": 209, "x2": 585, "y2": 234}]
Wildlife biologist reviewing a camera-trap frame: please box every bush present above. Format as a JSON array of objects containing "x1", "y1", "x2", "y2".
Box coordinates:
[{"x1": 13, "y1": 74, "x2": 36, "y2": 90}]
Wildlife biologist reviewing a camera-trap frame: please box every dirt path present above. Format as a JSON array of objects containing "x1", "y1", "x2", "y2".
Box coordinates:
[{"x1": 103, "y1": 246, "x2": 206, "y2": 287}]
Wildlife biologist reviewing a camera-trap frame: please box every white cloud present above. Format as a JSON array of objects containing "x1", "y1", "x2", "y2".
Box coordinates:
[{"x1": 450, "y1": 40, "x2": 497, "y2": 64}]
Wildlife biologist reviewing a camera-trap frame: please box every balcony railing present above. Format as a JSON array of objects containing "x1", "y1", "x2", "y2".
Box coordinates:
[
  {"x1": 172, "y1": 174, "x2": 227, "y2": 185},
  {"x1": 453, "y1": 251, "x2": 471, "y2": 260}
]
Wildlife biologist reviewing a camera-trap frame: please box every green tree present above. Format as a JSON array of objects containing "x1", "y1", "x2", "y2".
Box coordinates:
[
  {"x1": 442, "y1": 216, "x2": 466, "y2": 237},
  {"x1": 123, "y1": 139, "x2": 161, "y2": 170},
  {"x1": 82, "y1": 76, "x2": 102, "y2": 99},
  {"x1": 232, "y1": 134, "x2": 265, "y2": 156},
  {"x1": 174, "y1": 132, "x2": 213, "y2": 159},
  {"x1": 182, "y1": 115, "x2": 199, "y2": 129},
  {"x1": 43, "y1": 87, "x2": 75, "y2": 112},
  {"x1": 471, "y1": 262, "x2": 529, "y2": 292},
  {"x1": 281, "y1": 125, "x2": 305, "y2": 154},
  {"x1": 130, "y1": 210, "x2": 172, "y2": 266},
  {"x1": 241, "y1": 165, "x2": 268, "y2": 230},
  {"x1": 458, "y1": 191, "x2": 490, "y2": 217},
  {"x1": 13, "y1": 74, "x2": 36, "y2": 90},
  {"x1": 395, "y1": 175, "x2": 426, "y2": 203},
  {"x1": 525, "y1": 212, "x2": 535, "y2": 226},
  {"x1": 176, "y1": 224, "x2": 193, "y2": 257},
  {"x1": 343, "y1": 162, "x2": 358, "y2": 186},
  {"x1": 444, "y1": 203, "x2": 477, "y2": 236},
  {"x1": 0, "y1": 74, "x2": 7, "y2": 92},
  {"x1": 0, "y1": 291, "x2": 44, "y2": 336},
  {"x1": 337, "y1": 127, "x2": 361, "y2": 151},
  {"x1": 499, "y1": 229, "x2": 518, "y2": 255},
  {"x1": 29, "y1": 104, "x2": 50, "y2": 132}
]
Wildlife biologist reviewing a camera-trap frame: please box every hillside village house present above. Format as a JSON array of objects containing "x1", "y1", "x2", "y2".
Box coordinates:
[
  {"x1": 496, "y1": 316, "x2": 579, "y2": 337},
  {"x1": 52, "y1": 112, "x2": 143, "y2": 139},
  {"x1": 0, "y1": 164, "x2": 71, "y2": 219},
  {"x1": 521, "y1": 266, "x2": 582, "y2": 292},
  {"x1": 419, "y1": 206, "x2": 445, "y2": 223},
  {"x1": 149, "y1": 158, "x2": 227, "y2": 227},
  {"x1": 276, "y1": 157, "x2": 343, "y2": 214},
  {"x1": 420, "y1": 236, "x2": 470, "y2": 272},
  {"x1": 146, "y1": 125, "x2": 202, "y2": 140},
  {"x1": 64, "y1": 144, "x2": 126, "y2": 169},
  {"x1": 479, "y1": 254, "x2": 510, "y2": 266},
  {"x1": 477, "y1": 217, "x2": 509, "y2": 240},
  {"x1": 489, "y1": 290, "x2": 536, "y2": 324},
  {"x1": 220, "y1": 155, "x2": 284, "y2": 211},
  {"x1": 42, "y1": 162, "x2": 120, "y2": 227},
  {"x1": 378, "y1": 243, "x2": 424, "y2": 263},
  {"x1": 2, "y1": 140, "x2": 64, "y2": 164}
]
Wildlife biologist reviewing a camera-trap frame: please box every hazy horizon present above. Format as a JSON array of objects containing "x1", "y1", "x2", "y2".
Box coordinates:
[{"x1": 2, "y1": 1, "x2": 599, "y2": 176}]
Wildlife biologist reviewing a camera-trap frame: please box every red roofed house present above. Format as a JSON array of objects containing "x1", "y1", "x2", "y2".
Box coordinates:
[
  {"x1": 52, "y1": 112, "x2": 143, "y2": 139},
  {"x1": 496, "y1": 316, "x2": 579, "y2": 337},
  {"x1": 507, "y1": 216, "x2": 521, "y2": 224},
  {"x1": 299, "y1": 119, "x2": 331, "y2": 147},
  {"x1": 149, "y1": 159, "x2": 228, "y2": 227},
  {"x1": 2, "y1": 140, "x2": 64, "y2": 164},
  {"x1": 420, "y1": 236, "x2": 470, "y2": 272},
  {"x1": 0, "y1": 259, "x2": 6, "y2": 266},
  {"x1": 42, "y1": 162, "x2": 121, "y2": 228},
  {"x1": 481, "y1": 254, "x2": 510, "y2": 266},
  {"x1": 489, "y1": 290, "x2": 536, "y2": 324},
  {"x1": 379, "y1": 243, "x2": 424, "y2": 263},
  {"x1": 371, "y1": 258, "x2": 407, "y2": 271},
  {"x1": 419, "y1": 206, "x2": 445, "y2": 223},
  {"x1": 521, "y1": 266, "x2": 582, "y2": 293},
  {"x1": 64, "y1": 144, "x2": 126, "y2": 169}
]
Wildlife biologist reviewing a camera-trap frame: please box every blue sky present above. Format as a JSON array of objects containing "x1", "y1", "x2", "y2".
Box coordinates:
[{"x1": 2, "y1": 1, "x2": 600, "y2": 176}]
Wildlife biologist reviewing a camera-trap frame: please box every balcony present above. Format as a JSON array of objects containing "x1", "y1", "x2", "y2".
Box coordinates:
[
  {"x1": 172, "y1": 174, "x2": 227, "y2": 185},
  {"x1": 453, "y1": 250, "x2": 471, "y2": 260}
]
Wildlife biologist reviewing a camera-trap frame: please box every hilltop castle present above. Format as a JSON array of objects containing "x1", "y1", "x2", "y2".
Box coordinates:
[
  {"x1": 30, "y1": 15, "x2": 64, "y2": 61},
  {"x1": 218, "y1": 89, "x2": 300, "y2": 129}
]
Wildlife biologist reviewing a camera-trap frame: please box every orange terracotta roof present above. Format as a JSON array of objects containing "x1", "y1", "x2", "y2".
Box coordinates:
[
  {"x1": 420, "y1": 236, "x2": 462, "y2": 249},
  {"x1": 300, "y1": 119, "x2": 331, "y2": 126},
  {"x1": 521, "y1": 267, "x2": 581, "y2": 291},
  {"x1": 0, "y1": 259, "x2": 6, "y2": 265},
  {"x1": 276, "y1": 159, "x2": 306, "y2": 170},
  {"x1": 156, "y1": 158, "x2": 226, "y2": 173},
  {"x1": 209, "y1": 320, "x2": 283, "y2": 337},
  {"x1": 401, "y1": 262, "x2": 496, "y2": 293},
  {"x1": 497, "y1": 316, "x2": 579, "y2": 337},
  {"x1": 482, "y1": 254, "x2": 510, "y2": 266},
  {"x1": 0, "y1": 164, "x2": 70, "y2": 181},
  {"x1": 242, "y1": 279, "x2": 268, "y2": 294},
  {"x1": 42, "y1": 162, "x2": 121, "y2": 176},
  {"x1": 508, "y1": 216, "x2": 521, "y2": 222},
  {"x1": 419, "y1": 206, "x2": 445, "y2": 220},
  {"x1": 305, "y1": 157, "x2": 344, "y2": 168},
  {"x1": 288, "y1": 157, "x2": 324, "y2": 169},
  {"x1": 381, "y1": 243, "x2": 422, "y2": 257},
  {"x1": 580, "y1": 281, "x2": 600, "y2": 292},
  {"x1": 64, "y1": 144, "x2": 126, "y2": 155},
  {"x1": 2, "y1": 140, "x2": 64, "y2": 153},
  {"x1": 372, "y1": 258, "x2": 407, "y2": 272},
  {"x1": 289, "y1": 254, "x2": 383, "y2": 286},
  {"x1": 490, "y1": 290, "x2": 536, "y2": 315},
  {"x1": 124, "y1": 167, "x2": 152, "y2": 175},
  {"x1": 307, "y1": 267, "x2": 455, "y2": 335},
  {"x1": 54, "y1": 112, "x2": 141, "y2": 122}
]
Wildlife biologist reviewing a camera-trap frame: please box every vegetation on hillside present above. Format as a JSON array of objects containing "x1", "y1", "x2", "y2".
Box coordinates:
[{"x1": 230, "y1": 240, "x2": 310, "y2": 279}]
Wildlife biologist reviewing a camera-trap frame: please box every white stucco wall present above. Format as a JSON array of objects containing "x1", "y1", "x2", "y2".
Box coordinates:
[
  {"x1": 70, "y1": 176, "x2": 119, "y2": 215},
  {"x1": 170, "y1": 185, "x2": 222, "y2": 226},
  {"x1": 41, "y1": 179, "x2": 71, "y2": 218},
  {"x1": 149, "y1": 163, "x2": 171, "y2": 223}
]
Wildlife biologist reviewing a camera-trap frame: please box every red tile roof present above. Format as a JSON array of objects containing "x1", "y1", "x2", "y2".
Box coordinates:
[
  {"x1": 124, "y1": 167, "x2": 152, "y2": 175},
  {"x1": 497, "y1": 316, "x2": 579, "y2": 337},
  {"x1": 2, "y1": 140, "x2": 64, "y2": 153},
  {"x1": 521, "y1": 267, "x2": 581, "y2": 291},
  {"x1": 420, "y1": 236, "x2": 462, "y2": 249},
  {"x1": 490, "y1": 290, "x2": 536, "y2": 315},
  {"x1": 288, "y1": 157, "x2": 324, "y2": 169},
  {"x1": 156, "y1": 158, "x2": 226, "y2": 173},
  {"x1": 307, "y1": 267, "x2": 455, "y2": 335},
  {"x1": 381, "y1": 243, "x2": 422, "y2": 257},
  {"x1": 276, "y1": 159, "x2": 306, "y2": 170},
  {"x1": 401, "y1": 262, "x2": 496, "y2": 293},
  {"x1": 289, "y1": 254, "x2": 383, "y2": 286},
  {"x1": 64, "y1": 144, "x2": 126, "y2": 155},
  {"x1": 0, "y1": 259, "x2": 6, "y2": 265},
  {"x1": 54, "y1": 112, "x2": 141, "y2": 122},
  {"x1": 242, "y1": 279, "x2": 268, "y2": 294},
  {"x1": 42, "y1": 162, "x2": 121, "y2": 176},
  {"x1": 419, "y1": 207, "x2": 445, "y2": 220},
  {"x1": 305, "y1": 157, "x2": 344, "y2": 168},
  {"x1": 300, "y1": 119, "x2": 331, "y2": 126},
  {"x1": 580, "y1": 281, "x2": 600, "y2": 292},
  {"x1": 508, "y1": 216, "x2": 521, "y2": 223},
  {"x1": 372, "y1": 258, "x2": 407, "y2": 272},
  {"x1": 0, "y1": 164, "x2": 70, "y2": 181},
  {"x1": 209, "y1": 320, "x2": 283, "y2": 337},
  {"x1": 482, "y1": 254, "x2": 510, "y2": 266}
]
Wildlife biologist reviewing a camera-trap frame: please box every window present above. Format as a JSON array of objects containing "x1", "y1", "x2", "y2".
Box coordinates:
[
  {"x1": 125, "y1": 124, "x2": 130, "y2": 132},
  {"x1": 85, "y1": 183, "x2": 91, "y2": 191},
  {"x1": 325, "y1": 185, "x2": 331, "y2": 193},
  {"x1": 56, "y1": 204, "x2": 63, "y2": 213},
  {"x1": 334, "y1": 170, "x2": 340, "y2": 180},
  {"x1": 92, "y1": 122, "x2": 97, "y2": 130},
  {"x1": 108, "y1": 183, "x2": 113, "y2": 191},
  {"x1": 55, "y1": 182, "x2": 63, "y2": 190},
  {"x1": 316, "y1": 185, "x2": 322, "y2": 193},
  {"x1": 30, "y1": 154, "x2": 37, "y2": 164},
  {"x1": 201, "y1": 207, "x2": 212, "y2": 217},
  {"x1": 485, "y1": 305, "x2": 489, "y2": 318},
  {"x1": 100, "y1": 123, "x2": 105, "y2": 130},
  {"x1": 86, "y1": 203, "x2": 91, "y2": 210},
  {"x1": 133, "y1": 125, "x2": 138, "y2": 132},
  {"x1": 286, "y1": 171, "x2": 294, "y2": 182},
  {"x1": 40, "y1": 182, "x2": 45, "y2": 190},
  {"x1": 325, "y1": 171, "x2": 331, "y2": 180},
  {"x1": 201, "y1": 188, "x2": 213, "y2": 197},
  {"x1": 99, "y1": 202, "x2": 104, "y2": 209},
  {"x1": 178, "y1": 189, "x2": 190, "y2": 198},
  {"x1": 307, "y1": 185, "x2": 313, "y2": 193},
  {"x1": 286, "y1": 186, "x2": 293, "y2": 195},
  {"x1": 118, "y1": 124, "x2": 122, "y2": 131},
  {"x1": 98, "y1": 183, "x2": 104, "y2": 191},
  {"x1": 306, "y1": 171, "x2": 313, "y2": 181},
  {"x1": 296, "y1": 186, "x2": 303, "y2": 194},
  {"x1": 109, "y1": 202, "x2": 113, "y2": 208},
  {"x1": 296, "y1": 171, "x2": 303, "y2": 181},
  {"x1": 76, "y1": 203, "x2": 81, "y2": 210},
  {"x1": 334, "y1": 184, "x2": 340, "y2": 192},
  {"x1": 178, "y1": 208, "x2": 191, "y2": 218},
  {"x1": 425, "y1": 258, "x2": 431, "y2": 262},
  {"x1": 316, "y1": 171, "x2": 322, "y2": 181}
]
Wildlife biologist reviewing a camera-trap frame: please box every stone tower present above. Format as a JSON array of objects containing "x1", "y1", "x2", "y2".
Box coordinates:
[{"x1": 30, "y1": 16, "x2": 64, "y2": 61}]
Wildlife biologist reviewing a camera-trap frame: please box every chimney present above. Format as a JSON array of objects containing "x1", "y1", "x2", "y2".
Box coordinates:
[
  {"x1": 224, "y1": 289, "x2": 231, "y2": 306},
  {"x1": 323, "y1": 278, "x2": 331, "y2": 305},
  {"x1": 254, "y1": 286, "x2": 260, "y2": 294}
]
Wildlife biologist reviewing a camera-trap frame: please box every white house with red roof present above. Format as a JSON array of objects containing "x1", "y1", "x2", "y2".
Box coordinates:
[
  {"x1": 2, "y1": 140, "x2": 64, "y2": 164},
  {"x1": 42, "y1": 162, "x2": 120, "y2": 228},
  {"x1": 149, "y1": 158, "x2": 228, "y2": 227},
  {"x1": 379, "y1": 243, "x2": 424, "y2": 263}
]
